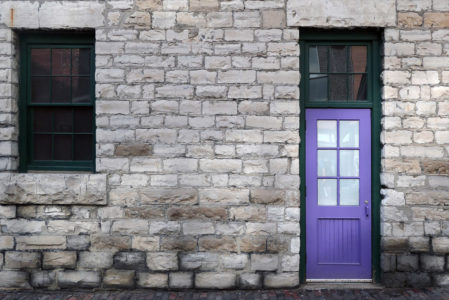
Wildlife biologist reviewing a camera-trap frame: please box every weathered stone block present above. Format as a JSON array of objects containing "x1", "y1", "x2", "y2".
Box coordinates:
[
  {"x1": 103, "y1": 269, "x2": 135, "y2": 288},
  {"x1": 57, "y1": 271, "x2": 100, "y2": 288},
  {"x1": 78, "y1": 251, "x2": 113, "y2": 269},
  {"x1": 43, "y1": 251, "x2": 76, "y2": 269},
  {"x1": 147, "y1": 252, "x2": 178, "y2": 271},
  {"x1": 16, "y1": 236, "x2": 66, "y2": 250},
  {"x1": 138, "y1": 273, "x2": 168, "y2": 288},
  {"x1": 0, "y1": 271, "x2": 31, "y2": 289},
  {"x1": 251, "y1": 254, "x2": 278, "y2": 271},
  {"x1": 169, "y1": 272, "x2": 193, "y2": 288},
  {"x1": 263, "y1": 272, "x2": 299, "y2": 288},
  {"x1": 5, "y1": 252, "x2": 40, "y2": 269},
  {"x1": 195, "y1": 272, "x2": 236, "y2": 289},
  {"x1": 114, "y1": 252, "x2": 146, "y2": 271}
]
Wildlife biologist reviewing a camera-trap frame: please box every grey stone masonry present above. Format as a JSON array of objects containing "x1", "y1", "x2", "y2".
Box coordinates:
[{"x1": 0, "y1": 0, "x2": 447, "y2": 290}]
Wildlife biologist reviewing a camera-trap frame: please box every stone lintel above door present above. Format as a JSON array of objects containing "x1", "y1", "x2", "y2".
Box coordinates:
[{"x1": 286, "y1": 0, "x2": 396, "y2": 27}]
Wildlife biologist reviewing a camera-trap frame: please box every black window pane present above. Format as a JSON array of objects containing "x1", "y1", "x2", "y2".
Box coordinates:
[
  {"x1": 54, "y1": 108, "x2": 73, "y2": 132},
  {"x1": 329, "y1": 46, "x2": 347, "y2": 73},
  {"x1": 33, "y1": 108, "x2": 52, "y2": 132},
  {"x1": 54, "y1": 134, "x2": 72, "y2": 160},
  {"x1": 34, "y1": 134, "x2": 52, "y2": 160},
  {"x1": 72, "y1": 48, "x2": 91, "y2": 75},
  {"x1": 329, "y1": 74, "x2": 348, "y2": 101},
  {"x1": 72, "y1": 77, "x2": 90, "y2": 103},
  {"x1": 52, "y1": 77, "x2": 71, "y2": 103},
  {"x1": 349, "y1": 46, "x2": 367, "y2": 73},
  {"x1": 309, "y1": 74, "x2": 328, "y2": 101},
  {"x1": 74, "y1": 135, "x2": 92, "y2": 160},
  {"x1": 350, "y1": 74, "x2": 367, "y2": 101},
  {"x1": 52, "y1": 49, "x2": 71, "y2": 75},
  {"x1": 74, "y1": 108, "x2": 93, "y2": 133},
  {"x1": 309, "y1": 46, "x2": 328, "y2": 73},
  {"x1": 31, "y1": 49, "x2": 50, "y2": 75},
  {"x1": 31, "y1": 77, "x2": 50, "y2": 103}
]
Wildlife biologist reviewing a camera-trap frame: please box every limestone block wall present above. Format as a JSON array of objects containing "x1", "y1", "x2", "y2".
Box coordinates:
[{"x1": 0, "y1": 0, "x2": 447, "y2": 290}]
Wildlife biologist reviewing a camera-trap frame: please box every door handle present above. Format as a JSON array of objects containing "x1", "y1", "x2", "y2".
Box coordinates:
[{"x1": 365, "y1": 205, "x2": 369, "y2": 217}]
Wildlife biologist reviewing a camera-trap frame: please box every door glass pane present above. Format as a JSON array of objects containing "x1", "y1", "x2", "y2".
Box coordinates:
[
  {"x1": 340, "y1": 150, "x2": 359, "y2": 177},
  {"x1": 309, "y1": 74, "x2": 328, "y2": 101},
  {"x1": 318, "y1": 179, "x2": 337, "y2": 206},
  {"x1": 54, "y1": 109, "x2": 73, "y2": 132},
  {"x1": 33, "y1": 108, "x2": 52, "y2": 132},
  {"x1": 349, "y1": 46, "x2": 367, "y2": 73},
  {"x1": 329, "y1": 74, "x2": 347, "y2": 101},
  {"x1": 329, "y1": 46, "x2": 347, "y2": 73},
  {"x1": 31, "y1": 49, "x2": 51, "y2": 75},
  {"x1": 72, "y1": 48, "x2": 91, "y2": 75},
  {"x1": 318, "y1": 150, "x2": 337, "y2": 176},
  {"x1": 72, "y1": 77, "x2": 90, "y2": 103},
  {"x1": 54, "y1": 134, "x2": 72, "y2": 160},
  {"x1": 340, "y1": 179, "x2": 359, "y2": 206},
  {"x1": 33, "y1": 134, "x2": 52, "y2": 160},
  {"x1": 52, "y1": 49, "x2": 71, "y2": 75},
  {"x1": 31, "y1": 77, "x2": 50, "y2": 103},
  {"x1": 309, "y1": 46, "x2": 328, "y2": 73},
  {"x1": 52, "y1": 77, "x2": 71, "y2": 103},
  {"x1": 317, "y1": 120, "x2": 337, "y2": 147},
  {"x1": 340, "y1": 120, "x2": 359, "y2": 147},
  {"x1": 74, "y1": 135, "x2": 93, "y2": 160}
]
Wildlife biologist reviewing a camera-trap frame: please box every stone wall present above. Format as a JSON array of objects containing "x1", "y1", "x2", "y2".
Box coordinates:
[{"x1": 0, "y1": 0, "x2": 447, "y2": 290}]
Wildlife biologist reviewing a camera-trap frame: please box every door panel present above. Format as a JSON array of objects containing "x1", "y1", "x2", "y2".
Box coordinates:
[{"x1": 306, "y1": 109, "x2": 371, "y2": 280}]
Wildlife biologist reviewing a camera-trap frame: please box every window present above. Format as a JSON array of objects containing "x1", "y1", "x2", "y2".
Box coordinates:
[{"x1": 19, "y1": 33, "x2": 95, "y2": 172}]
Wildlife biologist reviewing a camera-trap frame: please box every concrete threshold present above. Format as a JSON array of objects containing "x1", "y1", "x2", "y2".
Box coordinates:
[{"x1": 300, "y1": 283, "x2": 383, "y2": 290}]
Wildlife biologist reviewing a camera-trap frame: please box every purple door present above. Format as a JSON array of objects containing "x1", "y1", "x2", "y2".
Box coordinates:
[{"x1": 306, "y1": 109, "x2": 371, "y2": 280}]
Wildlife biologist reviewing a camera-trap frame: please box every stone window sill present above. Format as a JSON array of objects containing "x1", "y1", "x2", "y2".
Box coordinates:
[{"x1": 0, "y1": 173, "x2": 107, "y2": 205}]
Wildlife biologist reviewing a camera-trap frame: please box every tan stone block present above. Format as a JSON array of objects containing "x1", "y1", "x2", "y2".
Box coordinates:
[
  {"x1": 5, "y1": 252, "x2": 40, "y2": 269},
  {"x1": 190, "y1": 0, "x2": 219, "y2": 11},
  {"x1": 167, "y1": 207, "x2": 227, "y2": 221},
  {"x1": 251, "y1": 189, "x2": 285, "y2": 204},
  {"x1": 132, "y1": 236, "x2": 159, "y2": 251},
  {"x1": 140, "y1": 188, "x2": 198, "y2": 205},
  {"x1": 124, "y1": 206, "x2": 164, "y2": 219},
  {"x1": 424, "y1": 13, "x2": 449, "y2": 27},
  {"x1": 383, "y1": 159, "x2": 421, "y2": 174},
  {"x1": 229, "y1": 206, "x2": 266, "y2": 222},
  {"x1": 90, "y1": 235, "x2": 130, "y2": 252},
  {"x1": 161, "y1": 236, "x2": 197, "y2": 251},
  {"x1": 422, "y1": 160, "x2": 449, "y2": 174},
  {"x1": 136, "y1": 0, "x2": 162, "y2": 10},
  {"x1": 262, "y1": 10, "x2": 286, "y2": 28},
  {"x1": 199, "y1": 236, "x2": 237, "y2": 252},
  {"x1": 16, "y1": 236, "x2": 66, "y2": 250},
  {"x1": 43, "y1": 251, "x2": 76, "y2": 269},
  {"x1": 138, "y1": 272, "x2": 168, "y2": 288},
  {"x1": 382, "y1": 237, "x2": 409, "y2": 253},
  {"x1": 115, "y1": 144, "x2": 152, "y2": 156},
  {"x1": 103, "y1": 269, "x2": 135, "y2": 287},
  {"x1": 398, "y1": 12, "x2": 422, "y2": 28},
  {"x1": 239, "y1": 236, "x2": 266, "y2": 253}
]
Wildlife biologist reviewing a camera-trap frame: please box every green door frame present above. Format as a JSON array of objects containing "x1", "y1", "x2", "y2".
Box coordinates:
[{"x1": 299, "y1": 29, "x2": 382, "y2": 283}]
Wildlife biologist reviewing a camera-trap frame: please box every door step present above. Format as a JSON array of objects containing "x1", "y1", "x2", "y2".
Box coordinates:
[{"x1": 301, "y1": 282, "x2": 383, "y2": 290}]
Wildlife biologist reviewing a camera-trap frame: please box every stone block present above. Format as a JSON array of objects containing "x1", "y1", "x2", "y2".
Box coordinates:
[
  {"x1": 0, "y1": 236, "x2": 14, "y2": 250},
  {"x1": 67, "y1": 235, "x2": 90, "y2": 250},
  {"x1": 39, "y1": 2, "x2": 104, "y2": 28},
  {"x1": 433, "y1": 237, "x2": 449, "y2": 254},
  {"x1": 397, "y1": 255, "x2": 418, "y2": 272},
  {"x1": 103, "y1": 269, "x2": 135, "y2": 288},
  {"x1": 16, "y1": 236, "x2": 66, "y2": 250},
  {"x1": 57, "y1": 271, "x2": 100, "y2": 288},
  {"x1": 421, "y1": 255, "x2": 444, "y2": 272},
  {"x1": 111, "y1": 220, "x2": 149, "y2": 235},
  {"x1": 251, "y1": 254, "x2": 278, "y2": 271},
  {"x1": 183, "y1": 221, "x2": 214, "y2": 235},
  {"x1": 264, "y1": 272, "x2": 299, "y2": 288},
  {"x1": 90, "y1": 235, "x2": 130, "y2": 252},
  {"x1": 5, "y1": 252, "x2": 40, "y2": 269},
  {"x1": 239, "y1": 273, "x2": 261, "y2": 289},
  {"x1": 169, "y1": 272, "x2": 193, "y2": 288},
  {"x1": 114, "y1": 252, "x2": 146, "y2": 271},
  {"x1": 140, "y1": 188, "x2": 198, "y2": 205},
  {"x1": 168, "y1": 207, "x2": 227, "y2": 221},
  {"x1": 31, "y1": 271, "x2": 55, "y2": 288},
  {"x1": 199, "y1": 189, "x2": 249, "y2": 205},
  {"x1": 195, "y1": 272, "x2": 236, "y2": 289},
  {"x1": 147, "y1": 252, "x2": 178, "y2": 271},
  {"x1": 43, "y1": 251, "x2": 76, "y2": 269},
  {"x1": 180, "y1": 253, "x2": 219, "y2": 270},
  {"x1": 161, "y1": 236, "x2": 197, "y2": 251},
  {"x1": 199, "y1": 236, "x2": 237, "y2": 252},
  {"x1": 138, "y1": 273, "x2": 168, "y2": 288},
  {"x1": 132, "y1": 236, "x2": 159, "y2": 251},
  {"x1": 78, "y1": 251, "x2": 113, "y2": 269},
  {"x1": 251, "y1": 189, "x2": 284, "y2": 204},
  {"x1": 0, "y1": 271, "x2": 31, "y2": 289}
]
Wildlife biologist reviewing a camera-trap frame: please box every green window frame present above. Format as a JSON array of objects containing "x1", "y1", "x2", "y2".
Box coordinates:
[
  {"x1": 19, "y1": 33, "x2": 95, "y2": 172},
  {"x1": 299, "y1": 29, "x2": 382, "y2": 283}
]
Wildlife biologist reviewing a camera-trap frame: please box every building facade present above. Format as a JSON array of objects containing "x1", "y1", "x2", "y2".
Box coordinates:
[{"x1": 0, "y1": 0, "x2": 448, "y2": 289}]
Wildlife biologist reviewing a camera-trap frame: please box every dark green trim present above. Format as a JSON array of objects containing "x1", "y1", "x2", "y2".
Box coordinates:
[
  {"x1": 19, "y1": 32, "x2": 95, "y2": 172},
  {"x1": 299, "y1": 29, "x2": 382, "y2": 284}
]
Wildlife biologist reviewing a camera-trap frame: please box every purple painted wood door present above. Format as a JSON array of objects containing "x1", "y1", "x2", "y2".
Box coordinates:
[{"x1": 306, "y1": 109, "x2": 371, "y2": 280}]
